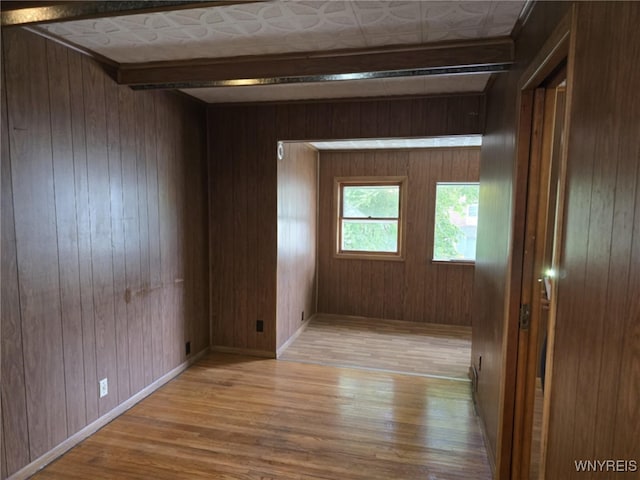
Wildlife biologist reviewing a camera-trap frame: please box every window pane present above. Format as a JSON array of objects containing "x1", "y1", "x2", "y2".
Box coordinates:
[
  {"x1": 343, "y1": 185, "x2": 399, "y2": 218},
  {"x1": 342, "y1": 220, "x2": 398, "y2": 252},
  {"x1": 433, "y1": 183, "x2": 479, "y2": 261}
]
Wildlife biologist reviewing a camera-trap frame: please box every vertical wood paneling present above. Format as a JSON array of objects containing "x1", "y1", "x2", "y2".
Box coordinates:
[
  {"x1": 316, "y1": 154, "x2": 335, "y2": 315},
  {"x1": 45, "y1": 41, "x2": 87, "y2": 436},
  {"x1": 207, "y1": 109, "x2": 220, "y2": 346},
  {"x1": 316, "y1": 148, "x2": 479, "y2": 325},
  {"x1": 207, "y1": 110, "x2": 228, "y2": 345},
  {"x1": 5, "y1": 28, "x2": 68, "y2": 460},
  {"x1": 423, "y1": 150, "x2": 442, "y2": 323},
  {"x1": 105, "y1": 73, "x2": 131, "y2": 404},
  {"x1": 0, "y1": 417, "x2": 4, "y2": 480},
  {"x1": 187, "y1": 100, "x2": 209, "y2": 355},
  {"x1": 470, "y1": 2, "x2": 572, "y2": 472},
  {"x1": 67, "y1": 49, "x2": 100, "y2": 427},
  {"x1": 359, "y1": 102, "x2": 379, "y2": 139},
  {"x1": 276, "y1": 143, "x2": 318, "y2": 350},
  {"x1": 595, "y1": 124, "x2": 637, "y2": 458},
  {"x1": 545, "y1": 2, "x2": 640, "y2": 476},
  {"x1": 1, "y1": 42, "x2": 6, "y2": 480},
  {"x1": 210, "y1": 108, "x2": 234, "y2": 348},
  {"x1": 172, "y1": 97, "x2": 186, "y2": 366},
  {"x1": 119, "y1": 85, "x2": 144, "y2": 396},
  {"x1": 1, "y1": 35, "x2": 30, "y2": 473},
  {"x1": 403, "y1": 150, "x2": 430, "y2": 322},
  {"x1": 144, "y1": 93, "x2": 164, "y2": 380},
  {"x1": 470, "y1": 1, "x2": 639, "y2": 476},
  {"x1": 232, "y1": 108, "x2": 249, "y2": 350},
  {"x1": 155, "y1": 97, "x2": 175, "y2": 373},
  {"x1": 616, "y1": 154, "x2": 640, "y2": 462},
  {"x1": 243, "y1": 113, "x2": 259, "y2": 351},
  {"x1": 1, "y1": 28, "x2": 208, "y2": 479},
  {"x1": 83, "y1": 57, "x2": 119, "y2": 416},
  {"x1": 256, "y1": 107, "x2": 278, "y2": 352},
  {"x1": 135, "y1": 95, "x2": 153, "y2": 387},
  {"x1": 209, "y1": 95, "x2": 482, "y2": 351}
]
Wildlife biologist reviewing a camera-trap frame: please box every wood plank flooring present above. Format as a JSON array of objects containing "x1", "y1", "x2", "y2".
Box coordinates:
[
  {"x1": 33, "y1": 352, "x2": 491, "y2": 480},
  {"x1": 279, "y1": 314, "x2": 472, "y2": 380},
  {"x1": 530, "y1": 378, "x2": 544, "y2": 479}
]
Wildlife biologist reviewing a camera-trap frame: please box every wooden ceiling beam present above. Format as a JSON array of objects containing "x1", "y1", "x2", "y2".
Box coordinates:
[
  {"x1": 1, "y1": 1, "x2": 258, "y2": 27},
  {"x1": 118, "y1": 37, "x2": 514, "y2": 90}
]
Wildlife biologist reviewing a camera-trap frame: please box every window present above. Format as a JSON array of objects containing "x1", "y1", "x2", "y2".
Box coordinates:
[
  {"x1": 433, "y1": 183, "x2": 479, "y2": 262},
  {"x1": 336, "y1": 177, "x2": 406, "y2": 259}
]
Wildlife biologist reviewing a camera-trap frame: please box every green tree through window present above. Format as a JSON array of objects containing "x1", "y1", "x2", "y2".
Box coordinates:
[
  {"x1": 434, "y1": 183, "x2": 479, "y2": 261},
  {"x1": 337, "y1": 178, "x2": 405, "y2": 256}
]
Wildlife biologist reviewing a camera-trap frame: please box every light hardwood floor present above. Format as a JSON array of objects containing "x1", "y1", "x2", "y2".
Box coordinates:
[
  {"x1": 279, "y1": 314, "x2": 472, "y2": 380},
  {"x1": 530, "y1": 378, "x2": 544, "y2": 479},
  {"x1": 33, "y1": 352, "x2": 491, "y2": 480}
]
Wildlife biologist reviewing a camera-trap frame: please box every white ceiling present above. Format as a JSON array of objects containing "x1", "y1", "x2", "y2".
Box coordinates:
[
  {"x1": 308, "y1": 135, "x2": 482, "y2": 150},
  {"x1": 182, "y1": 72, "x2": 491, "y2": 103},
  {"x1": 40, "y1": 1, "x2": 525, "y2": 63},
  {"x1": 36, "y1": 1, "x2": 525, "y2": 104}
]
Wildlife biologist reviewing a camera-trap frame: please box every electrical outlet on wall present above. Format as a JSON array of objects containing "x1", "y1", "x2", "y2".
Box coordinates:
[{"x1": 99, "y1": 378, "x2": 108, "y2": 398}]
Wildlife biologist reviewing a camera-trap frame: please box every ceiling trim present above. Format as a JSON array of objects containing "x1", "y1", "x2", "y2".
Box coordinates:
[
  {"x1": 0, "y1": 1, "x2": 260, "y2": 27},
  {"x1": 134, "y1": 65, "x2": 508, "y2": 91},
  {"x1": 118, "y1": 37, "x2": 514, "y2": 90}
]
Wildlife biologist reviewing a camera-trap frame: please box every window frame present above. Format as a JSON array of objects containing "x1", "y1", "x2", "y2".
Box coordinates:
[
  {"x1": 431, "y1": 181, "x2": 479, "y2": 265},
  {"x1": 334, "y1": 176, "x2": 407, "y2": 261}
]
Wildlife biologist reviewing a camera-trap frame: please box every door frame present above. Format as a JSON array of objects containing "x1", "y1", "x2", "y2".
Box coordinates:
[{"x1": 505, "y1": 7, "x2": 575, "y2": 480}]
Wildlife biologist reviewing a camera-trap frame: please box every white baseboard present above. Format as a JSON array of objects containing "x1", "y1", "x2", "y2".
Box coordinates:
[
  {"x1": 210, "y1": 345, "x2": 276, "y2": 358},
  {"x1": 8, "y1": 348, "x2": 208, "y2": 480},
  {"x1": 276, "y1": 314, "x2": 315, "y2": 358}
]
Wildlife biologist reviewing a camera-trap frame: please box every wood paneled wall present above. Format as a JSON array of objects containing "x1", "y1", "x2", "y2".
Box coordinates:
[
  {"x1": 545, "y1": 2, "x2": 640, "y2": 476},
  {"x1": 1, "y1": 28, "x2": 208, "y2": 479},
  {"x1": 470, "y1": 1, "x2": 570, "y2": 475},
  {"x1": 276, "y1": 143, "x2": 318, "y2": 350},
  {"x1": 208, "y1": 94, "x2": 484, "y2": 352},
  {"x1": 317, "y1": 148, "x2": 479, "y2": 325}
]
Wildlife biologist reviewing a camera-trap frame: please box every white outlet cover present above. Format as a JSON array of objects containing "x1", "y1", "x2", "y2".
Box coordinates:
[{"x1": 99, "y1": 378, "x2": 108, "y2": 398}]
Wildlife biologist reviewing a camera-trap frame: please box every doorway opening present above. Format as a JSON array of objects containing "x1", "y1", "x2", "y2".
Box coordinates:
[
  {"x1": 276, "y1": 135, "x2": 482, "y2": 381},
  {"x1": 511, "y1": 60, "x2": 570, "y2": 480}
]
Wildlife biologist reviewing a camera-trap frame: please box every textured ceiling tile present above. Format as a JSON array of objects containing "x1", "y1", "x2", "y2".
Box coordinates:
[
  {"x1": 365, "y1": 32, "x2": 422, "y2": 48},
  {"x1": 423, "y1": 28, "x2": 482, "y2": 42},
  {"x1": 351, "y1": 1, "x2": 422, "y2": 45},
  {"x1": 275, "y1": 32, "x2": 366, "y2": 51},
  {"x1": 37, "y1": 0, "x2": 523, "y2": 64},
  {"x1": 352, "y1": 1, "x2": 420, "y2": 26},
  {"x1": 422, "y1": 29, "x2": 451, "y2": 42},
  {"x1": 421, "y1": 1, "x2": 491, "y2": 31},
  {"x1": 277, "y1": 1, "x2": 359, "y2": 31},
  {"x1": 115, "y1": 14, "x2": 155, "y2": 29}
]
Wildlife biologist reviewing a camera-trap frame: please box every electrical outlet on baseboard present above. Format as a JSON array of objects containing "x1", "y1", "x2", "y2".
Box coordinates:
[{"x1": 99, "y1": 378, "x2": 108, "y2": 398}]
